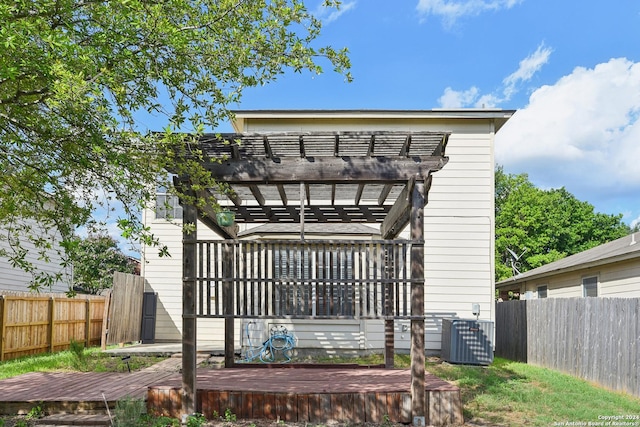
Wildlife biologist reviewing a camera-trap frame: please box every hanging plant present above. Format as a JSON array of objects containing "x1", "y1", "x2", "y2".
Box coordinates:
[{"x1": 216, "y1": 209, "x2": 235, "y2": 227}]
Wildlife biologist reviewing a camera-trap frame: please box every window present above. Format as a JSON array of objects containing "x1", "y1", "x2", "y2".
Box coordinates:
[
  {"x1": 582, "y1": 276, "x2": 598, "y2": 297},
  {"x1": 537, "y1": 285, "x2": 548, "y2": 299},
  {"x1": 273, "y1": 246, "x2": 354, "y2": 316},
  {"x1": 273, "y1": 247, "x2": 354, "y2": 282},
  {"x1": 155, "y1": 193, "x2": 183, "y2": 220}
]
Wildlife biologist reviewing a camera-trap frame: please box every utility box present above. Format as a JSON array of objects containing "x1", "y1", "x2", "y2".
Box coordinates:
[{"x1": 441, "y1": 319, "x2": 494, "y2": 365}]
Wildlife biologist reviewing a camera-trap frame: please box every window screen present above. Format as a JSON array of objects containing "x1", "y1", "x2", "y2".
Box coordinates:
[
  {"x1": 582, "y1": 276, "x2": 598, "y2": 297},
  {"x1": 155, "y1": 194, "x2": 183, "y2": 220},
  {"x1": 537, "y1": 285, "x2": 548, "y2": 299}
]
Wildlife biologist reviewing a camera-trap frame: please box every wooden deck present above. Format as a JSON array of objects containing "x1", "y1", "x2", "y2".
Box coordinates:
[
  {"x1": 0, "y1": 367, "x2": 463, "y2": 426},
  {"x1": 148, "y1": 367, "x2": 463, "y2": 426},
  {"x1": 0, "y1": 371, "x2": 176, "y2": 415}
]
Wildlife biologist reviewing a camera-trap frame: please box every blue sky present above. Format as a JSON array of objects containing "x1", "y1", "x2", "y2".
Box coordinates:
[
  {"x1": 119, "y1": 0, "x2": 640, "y2": 255},
  {"x1": 213, "y1": 0, "x2": 640, "y2": 229}
]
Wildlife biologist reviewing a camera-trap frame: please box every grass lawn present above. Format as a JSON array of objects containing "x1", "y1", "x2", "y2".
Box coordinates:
[
  {"x1": 317, "y1": 353, "x2": 640, "y2": 426},
  {"x1": 1, "y1": 350, "x2": 639, "y2": 426},
  {"x1": 0, "y1": 345, "x2": 166, "y2": 380}
]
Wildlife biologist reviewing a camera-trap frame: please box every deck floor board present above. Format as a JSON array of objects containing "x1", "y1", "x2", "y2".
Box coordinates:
[{"x1": 0, "y1": 367, "x2": 463, "y2": 425}]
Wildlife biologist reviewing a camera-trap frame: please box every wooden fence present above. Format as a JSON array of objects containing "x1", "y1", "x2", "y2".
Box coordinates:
[
  {"x1": 0, "y1": 292, "x2": 106, "y2": 361},
  {"x1": 495, "y1": 298, "x2": 640, "y2": 398},
  {"x1": 105, "y1": 272, "x2": 145, "y2": 345}
]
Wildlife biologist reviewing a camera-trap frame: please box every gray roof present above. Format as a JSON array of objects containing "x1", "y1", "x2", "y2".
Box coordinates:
[
  {"x1": 497, "y1": 232, "x2": 640, "y2": 286},
  {"x1": 238, "y1": 223, "x2": 381, "y2": 238}
]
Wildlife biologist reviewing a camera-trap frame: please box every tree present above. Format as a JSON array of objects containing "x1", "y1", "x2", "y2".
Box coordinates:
[
  {"x1": 0, "y1": 0, "x2": 351, "y2": 288},
  {"x1": 495, "y1": 166, "x2": 630, "y2": 281},
  {"x1": 71, "y1": 234, "x2": 135, "y2": 294}
]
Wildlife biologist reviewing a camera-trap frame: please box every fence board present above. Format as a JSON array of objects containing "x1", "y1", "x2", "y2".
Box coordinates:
[
  {"x1": 494, "y1": 299, "x2": 527, "y2": 362},
  {"x1": 106, "y1": 272, "x2": 145, "y2": 345},
  {"x1": 0, "y1": 293, "x2": 105, "y2": 361},
  {"x1": 496, "y1": 298, "x2": 640, "y2": 398}
]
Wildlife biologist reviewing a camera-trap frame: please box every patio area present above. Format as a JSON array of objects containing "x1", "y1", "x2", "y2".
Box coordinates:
[{"x1": 0, "y1": 362, "x2": 462, "y2": 426}]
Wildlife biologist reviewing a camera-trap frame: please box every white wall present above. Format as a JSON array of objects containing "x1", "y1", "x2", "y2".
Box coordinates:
[
  {"x1": 518, "y1": 258, "x2": 640, "y2": 299},
  {"x1": 0, "y1": 219, "x2": 71, "y2": 293},
  {"x1": 141, "y1": 208, "x2": 228, "y2": 342}
]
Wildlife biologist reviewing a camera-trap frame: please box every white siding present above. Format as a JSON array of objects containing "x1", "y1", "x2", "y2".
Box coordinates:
[
  {"x1": 421, "y1": 131, "x2": 495, "y2": 350},
  {"x1": 600, "y1": 259, "x2": 640, "y2": 297},
  {"x1": 0, "y1": 219, "x2": 71, "y2": 293},
  {"x1": 517, "y1": 259, "x2": 640, "y2": 298},
  {"x1": 141, "y1": 208, "x2": 226, "y2": 341}
]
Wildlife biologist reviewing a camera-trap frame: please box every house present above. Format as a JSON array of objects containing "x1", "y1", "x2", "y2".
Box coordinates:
[
  {"x1": 141, "y1": 109, "x2": 514, "y2": 354},
  {"x1": 0, "y1": 219, "x2": 72, "y2": 293},
  {"x1": 496, "y1": 232, "x2": 640, "y2": 299}
]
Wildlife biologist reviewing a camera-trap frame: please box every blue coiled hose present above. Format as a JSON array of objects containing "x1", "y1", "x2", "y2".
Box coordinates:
[{"x1": 241, "y1": 324, "x2": 296, "y2": 363}]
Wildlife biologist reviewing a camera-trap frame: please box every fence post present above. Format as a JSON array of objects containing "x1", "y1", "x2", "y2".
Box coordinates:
[
  {"x1": 48, "y1": 297, "x2": 55, "y2": 353},
  {"x1": 101, "y1": 290, "x2": 112, "y2": 350},
  {"x1": 0, "y1": 296, "x2": 5, "y2": 361},
  {"x1": 85, "y1": 298, "x2": 91, "y2": 347}
]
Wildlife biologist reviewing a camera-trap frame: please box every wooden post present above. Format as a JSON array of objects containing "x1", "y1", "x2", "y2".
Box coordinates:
[
  {"x1": 48, "y1": 297, "x2": 55, "y2": 354},
  {"x1": 85, "y1": 298, "x2": 91, "y2": 348},
  {"x1": 410, "y1": 179, "x2": 426, "y2": 426},
  {"x1": 182, "y1": 190, "x2": 198, "y2": 416},
  {"x1": 0, "y1": 296, "x2": 5, "y2": 361},
  {"x1": 384, "y1": 259, "x2": 395, "y2": 369},
  {"x1": 223, "y1": 242, "x2": 235, "y2": 368},
  {"x1": 384, "y1": 317, "x2": 395, "y2": 368},
  {"x1": 100, "y1": 290, "x2": 111, "y2": 350}
]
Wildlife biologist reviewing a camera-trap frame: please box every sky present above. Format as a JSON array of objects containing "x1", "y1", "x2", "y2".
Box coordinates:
[
  {"x1": 117, "y1": 0, "x2": 640, "y2": 256},
  {"x1": 211, "y1": 0, "x2": 640, "y2": 229}
]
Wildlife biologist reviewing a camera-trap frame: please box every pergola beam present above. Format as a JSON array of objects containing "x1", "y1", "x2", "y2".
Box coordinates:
[
  {"x1": 377, "y1": 184, "x2": 393, "y2": 206},
  {"x1": 381, "y1": 174, "x2": 432, "y2": 239},
  {"x1": 204, "y1": 157, "x2": 446, "y2": 184},
  {"x1": 277, "y1": 185, "x2": 288, "y2": 205},
  {"x1": 231, "y1": 205, "x2": 390, "y2": 223},
  {"x1": 249, "y1": 185, "x2": 266, "y2": 206}
]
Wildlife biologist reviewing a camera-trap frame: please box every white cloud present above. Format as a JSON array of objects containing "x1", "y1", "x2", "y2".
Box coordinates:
[
  {"x1": 438, "y1": 86, "x2": 479, "y2": 108},
  {"x1": 503, "y1": 43, "x2": 552, "y2": 99},
  {"x1": 438, "y1": 43, "x2": 551, "y2": 109},
  {"x1": 416, "y1": 0, "x2": 522, "y2": 26},
  {"x1": 495, "y1": 58, "x2": 640, "y2": 202},
  {"x1": 316, "y1": 1, "x2": 356, "y2": 24}
]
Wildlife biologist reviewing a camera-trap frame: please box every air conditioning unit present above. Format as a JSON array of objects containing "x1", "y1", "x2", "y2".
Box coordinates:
[{"x1": 441, "y1": 319, "x2": 494, "y2": 365}]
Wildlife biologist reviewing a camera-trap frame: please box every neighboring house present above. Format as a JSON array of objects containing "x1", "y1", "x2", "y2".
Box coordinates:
[
  {"x1": 0, "y1": 219, "x2": 72, "y2": 293},
  {"x1": 141, "y1": 109, "x2": 514, "y2": 353},
  {"x1": 496, "y1": 232, "x2": 640, "y2": 299}
]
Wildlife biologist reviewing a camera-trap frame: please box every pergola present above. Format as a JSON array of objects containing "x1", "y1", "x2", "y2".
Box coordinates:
[{"x1": 176, "y1": 130, "x2": 449, "y2": 424}]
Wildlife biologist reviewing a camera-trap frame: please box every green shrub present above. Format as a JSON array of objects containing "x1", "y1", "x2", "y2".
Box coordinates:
[
  {"x1": 113, "y1": 397, "x2": 146, "y2": 427},
  {"x1": 186, "y1": 413, "x2": 206, "y2": 427}
]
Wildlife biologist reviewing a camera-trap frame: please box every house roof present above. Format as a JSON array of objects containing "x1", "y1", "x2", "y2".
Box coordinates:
[
  {"x1": 238, "y1": 223, "x2": 381, "y2": 238},
  {"x1": 497, "y1": 232, "x2": 640, "y2": 287},
  {"x1": 231, "y1": 109, "x2": 516, "y2": 133}
]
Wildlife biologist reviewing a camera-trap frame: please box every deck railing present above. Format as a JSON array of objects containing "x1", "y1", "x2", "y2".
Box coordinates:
[{"x1": 195, "y1": 240, "x2": 421, "y2": 319}]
